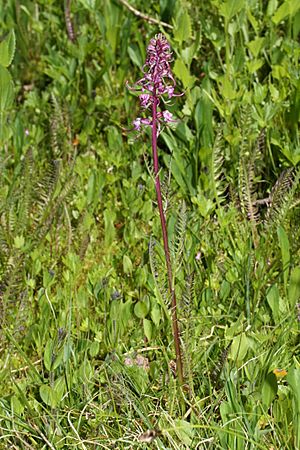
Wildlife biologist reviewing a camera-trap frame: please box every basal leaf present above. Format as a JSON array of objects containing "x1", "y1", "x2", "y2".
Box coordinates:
[
  {"x1": 174, "y1": 10, "x2": 192, "y2": 43},
  {"x1": 267, "y1": 284, "x2": 280, "y2": 322},
  {"x1": 123, "y1": 254, "x2": 133, "y2": 274},
  {"x1": 262, "y1": 372, "x2": 278, "y2": 408},
  {"x1": 173, "y1": 59, "x2": 195, "y2": 89},
  {"x1": 229, "y1": 332, "x2": 249, "y2": 361},
  {"x1": 0, "y1": 65, "x2": 14, "y2": 111},
  {"x1": 128, "y1": 45, "x2": 142, "y2": 68},
  {"x1": 134, "y1": 300, "x2": 149, "y2": 319},
  {"x1": 287, "y1": 367, "x2": 300, "y2": 413},
  {"x1": 277, "y1": 225, "x2": 290, "y2": 291},
  {"x1": 143, "y1": 318, "x2": 152, "y2": 340},
  {"x1": 247, "y1": 37, "x2": 265, "y2": 58},
  {"x1": 103, "y1": 208, "x2": 116, "y2": 247},
  {"x1": 272, "y1": 0, "x2": 300, "y2": 24},
  {"x1": 174, "y1": 419, "x2": 194, "y2": 446},
  {"x1": 219, "y1": 0, "x2": 245, "y2": 20},
  {"x1": 288, "y1": 266, "x2": 300, "y2": 308},
  {"x1": 43, "y1": 340, "x2": 53, "y2": 371},
  {"x1": 0, "y1": 30, "x2": 16, "y2": 67}
]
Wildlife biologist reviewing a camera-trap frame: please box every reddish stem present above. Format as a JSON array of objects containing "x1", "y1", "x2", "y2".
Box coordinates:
[{"x1": 151, "y1": 92, "x2": 184, "y2": 385}]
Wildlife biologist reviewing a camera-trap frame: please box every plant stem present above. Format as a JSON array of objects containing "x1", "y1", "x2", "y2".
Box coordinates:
[{"x1": 151, "y1": 92, "x2": 184, "y2": 385}]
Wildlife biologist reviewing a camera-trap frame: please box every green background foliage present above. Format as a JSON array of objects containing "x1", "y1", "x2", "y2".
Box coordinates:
[{"x1": 0, "y1": 0, "x2": 299, "y2": 448}]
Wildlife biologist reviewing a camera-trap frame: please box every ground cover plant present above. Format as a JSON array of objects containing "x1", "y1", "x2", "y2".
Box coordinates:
[{"x1": 0, "y1": 0, "x2": 300, "y2": 448}]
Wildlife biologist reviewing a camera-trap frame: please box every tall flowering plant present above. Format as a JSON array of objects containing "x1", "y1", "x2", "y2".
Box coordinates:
[{"x1": 127, "y1": 34, "x2": 184, "y2": 384}]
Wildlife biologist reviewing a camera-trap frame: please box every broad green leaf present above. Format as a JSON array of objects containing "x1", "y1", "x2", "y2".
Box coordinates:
[
  {"x1": 173, "y1": 59, "x2": 195, "y2": 89},
  {"x1": 225, "y1": 316, "x2": 244, "y2": 340},
  {"x1": 191, "y1": 193, "x2": 214, "y2": 218},
  {"x1": 288, "y1": 266, "x2": 300, "y2": 308},
  {"x1": 160, "y1": 0, "x2": 176, "y2": 22},
  {"x1": 53, "y1": 376, "x2": 66, "y2": 404},
  {"x1": 128, "y1": 45, "x2": 142, "y2": 68},
  {"x1": 78, "y1": 359, "x2": 93, "y2": 382},
  {"x1": 143, "y1": 318, "x2": 152, "y2": 340},
  {"x1": 194, "y1": 91, "x2": 214, "y2": 147},
  {"x1": 103, "y1": 0, "x2": 120, "y2": 56},
  {"x1": 103, "y1": 208, "x2": 116, "y2": 247},
  {"x1": 247, "y1": 59, "x2": 264, "y2": 73},
  {"x1": 121, "y1": 299, "x2": 132, "y2": 328},
  {"x1": 219, "y1": 0, "x2": 245, "y2": 20},
  {"x1": 110, "y1": 300, "x2": 121, "y2": 320},
  {"x1": 247, "y1": 8, "x2": 259, "y2": 32},
  {"x1": 174, "y1": 10, "x2": 192, "y2": 43},
  {"x1": 161, "y1": 131, "x2": 177, "y2": 153},
  {"x1": 44, "y1": 340, "x2": 53, "y2": 371},
  {"x1": 13, "y1": 235, "x2": 25, "y2": 249},
  {"x1": 151, "y1": 304, "x2": 161, "y2": 327},
  {"x1": 0, "y1": 65, "x2": 14, "y2": 111},
  {"x1": 78, "y1": 0, "x2": 96, "y2": 10},
  {"x1": 272, "y1": 0, "x2": 300, "y2": 24},
  {"x1": 52, "y1": 347, "x2": 64, "y2": 371},
  {"x1": 11, "y1": 395, "x2": 24, "y2": 415},
  {"x1": 219, "y1": 76, "x2": 237, "y2": 100},
  {"x1": 40, "y1": 378, "x2": 65, "y2": 407},
  {"x1": 267, "y1": 284, "x2": 280, "y2": 322},
  {"x1": 293, "y1": 10, "x2": 300, "y2": 36},
  {"x1": 134, "y1": 300, "x2": 149, "y2": 319},
  {"x1": 40, "y1": 385, "x2": 59, "y2": 407},
  {"x1": 0, "y1": 122, "x2": 11, "y2": 142},
  {"x1": 267, "y1": 0, "x2": 279, "y2": 16},
  {"x1": 125, "y1": 366, "x2": 149, "y2": 394},
  {"x1": 174, "y1": 419, "x2": 194, "y2": 446},
  {"x1": 279, "y1": 146, "x2": 300, "y2": 166},
  {"x1": 262, "y1": 372, "x2": 278, "y2": 408},
  {"x1": 230, "y1": 333, "x2": 249, "y2": 361},
  {"x1": 89, "y1": 341, "x2": 99, "y2": 357},
  {"x1": 86, "y1": 172, "x2": 96, "y2": 205},
  {"x1": 123, "y1": 254, "x2": 133, "y2": 275},
  {"x1": 287, "y1": 367, "x2": 300, "y2": 413},
  {"x1": 171, "y1": 159, "x2": 188, "y2": 193},
  {"x1": 277, "y1": 226, "x2": 290, "y2": 291},
  {"x1": 181, "y1": 30, "x2": 201, "y2": 65},
  {"x1": 272, "y1": 64, "x2": 290, "y2": 79},
  {"x1": 247, "y1": 37, "x2": 265, "y2": 58},
  {"x1": 162, "y1": 152, "x2": 188, "y2": 194},
  {"x1": 0, "y1": 30, "x2": 16, "y2": 67},
  {"x1": 39, "y1": 385, "x2": 53, "y2": 406},
  {"x1": 220, "y1": 400, "x2": 231, "y2": 421}
]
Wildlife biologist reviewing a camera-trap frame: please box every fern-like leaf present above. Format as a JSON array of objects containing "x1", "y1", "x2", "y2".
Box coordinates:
[
  {"x1": 265, "y1": 167, "x2": 300, "y2": 227},
  {"x1": 50, "y1": 94, "x2": 73, "y2": 159},
  {"x1": 149, "y1": 237, "x2": 170, "y2": 309},
  {"x1": 171, "y1": 200, "x2": 187, "y2": 273},
  {"x1": 237, "y1": 118, "x2": 264, "y2": 245}
]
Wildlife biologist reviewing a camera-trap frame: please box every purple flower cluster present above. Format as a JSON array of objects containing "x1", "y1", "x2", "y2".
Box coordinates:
[{"x1": 127, "y1": 33, "x2": 182, "y2": 134}]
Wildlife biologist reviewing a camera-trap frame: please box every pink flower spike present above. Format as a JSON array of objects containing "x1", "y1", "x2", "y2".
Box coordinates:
[{"x1": 127, "y1": 34, "x2": 183, "y2": 135}]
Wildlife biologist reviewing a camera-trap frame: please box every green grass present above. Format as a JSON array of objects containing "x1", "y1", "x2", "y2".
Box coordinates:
[{"x1": 0, "y1": 0, "x2": 300, "y2": 448}]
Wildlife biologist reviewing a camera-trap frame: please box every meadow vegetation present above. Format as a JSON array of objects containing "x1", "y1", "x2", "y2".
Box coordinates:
[{"x1": 0, "y1": 0, "x2": 300, "y2": 448}]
